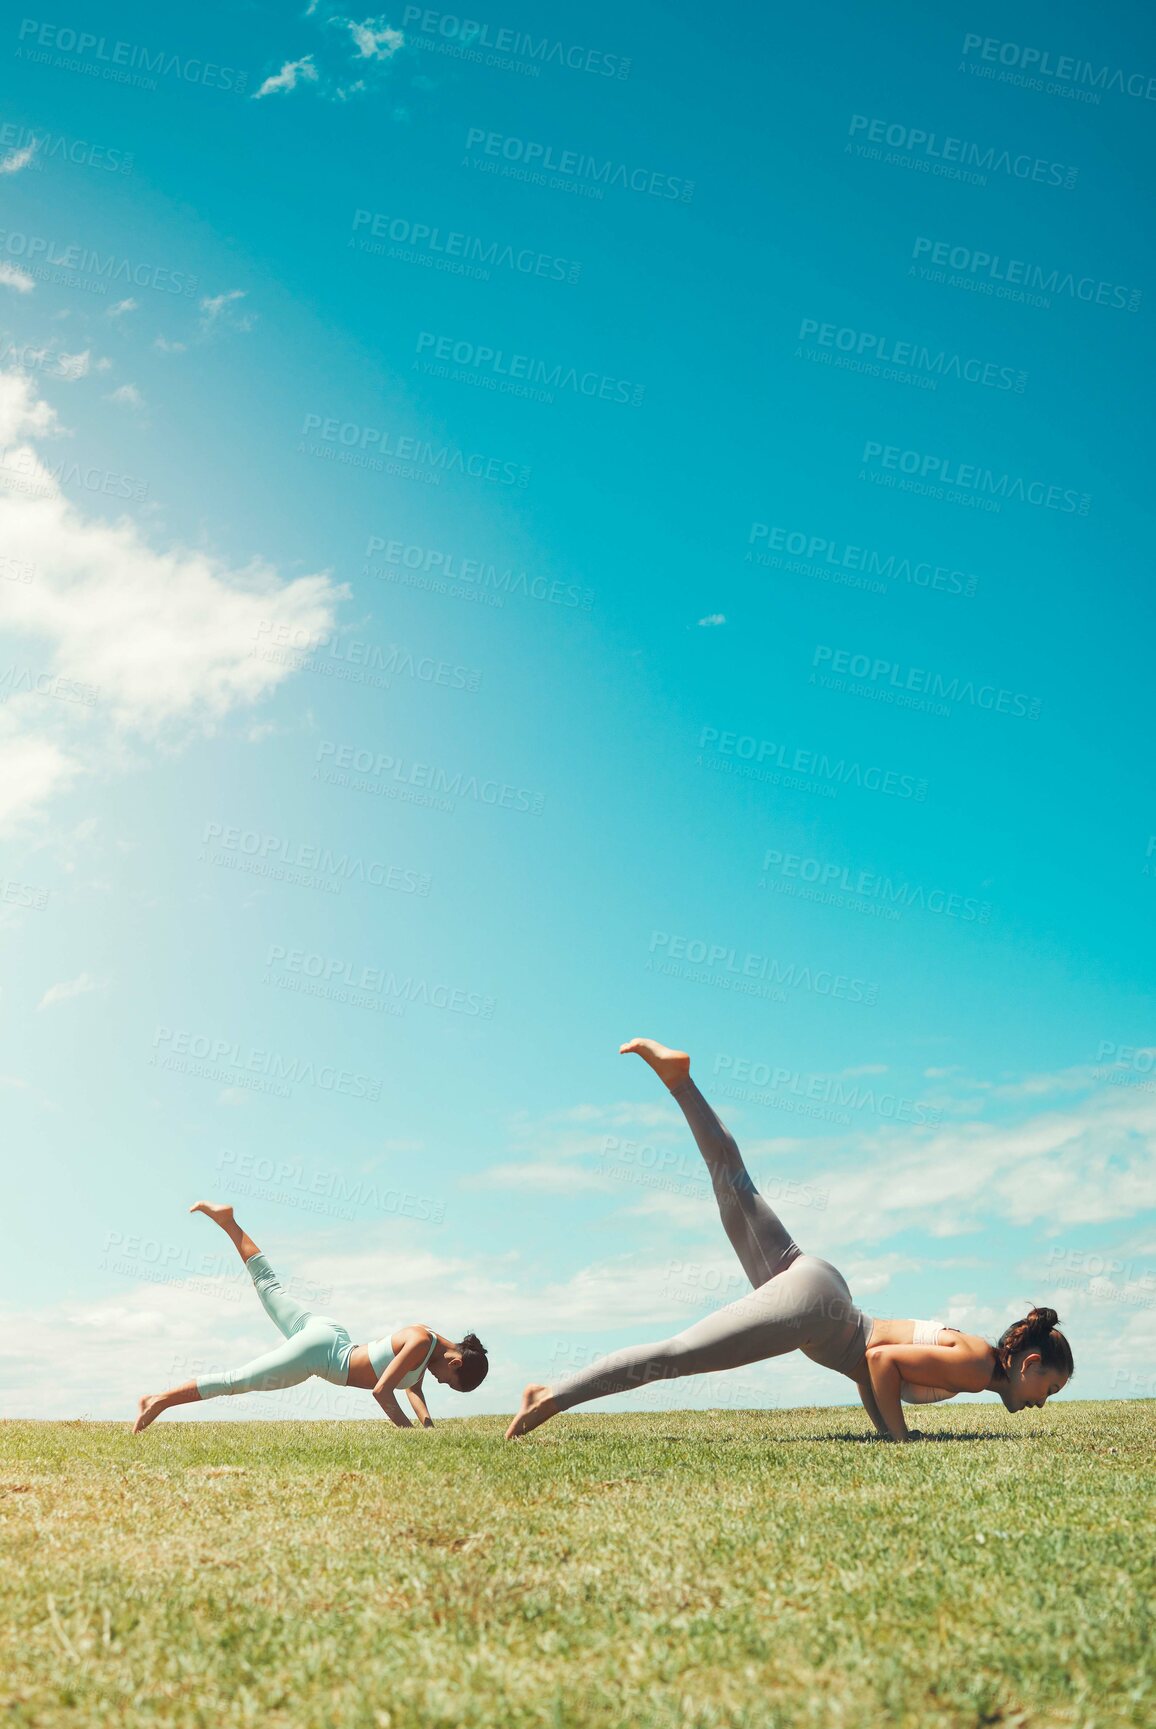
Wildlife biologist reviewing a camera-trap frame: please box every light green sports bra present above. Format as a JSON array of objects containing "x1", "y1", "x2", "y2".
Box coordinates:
[{"x1": 367, "y1": 1327, "x2": 437, "y2": 1387}]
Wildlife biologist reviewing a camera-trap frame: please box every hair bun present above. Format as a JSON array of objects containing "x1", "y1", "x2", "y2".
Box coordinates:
[
  {"x1": 1027, "y1": 1306, "x2": 1059, "y2": 1333},
  {"x1": 460, "y1": 1331, "x2": 487, "y2": 1355}
]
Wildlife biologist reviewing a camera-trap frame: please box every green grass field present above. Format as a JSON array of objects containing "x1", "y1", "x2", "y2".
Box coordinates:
[{"x1": 1, "y1": 1402, "x2": 1152, "y2": 1728}]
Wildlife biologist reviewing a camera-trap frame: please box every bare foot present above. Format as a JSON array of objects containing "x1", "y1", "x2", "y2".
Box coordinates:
[
  {"x1": 505, "y1": 1384, "x2": 558, "y2": 1440},
  {"x1": 189, "y1": 1201, "x2": 235, "y2": 1226},
  {"x1": 619, "y1": 1038, "x2": 690, "y2": 1091},
  {"x1": 132, "y1": 1394, "x2": 165, "y2": 1435}
]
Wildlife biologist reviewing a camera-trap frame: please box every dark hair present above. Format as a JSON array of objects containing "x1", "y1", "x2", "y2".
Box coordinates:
[
  {"x1": 994, "y1": 1306, "x2": 1074, "y2": 1380},
  {"x1": 454, "y1": 1332, "x2": 489, "y2": 1393}
]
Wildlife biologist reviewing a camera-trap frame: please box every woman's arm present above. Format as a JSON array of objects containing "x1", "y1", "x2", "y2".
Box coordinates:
[
  {"x1": 405, "y1": 1382, "x2": 434, "y2": 1429},
  {"x1": 853, "y1": 1368, "x2": 890, "y2": 1438},
  {"x1": 371, "y1": 1333, "x2": 432, "y2": 1426},
  {"x1": 866, "y1": 1342, "x2": 990, "y2": 1441},
  {"x1": 865, "y1": 1346, "x2": 913, "y2": 1441}
]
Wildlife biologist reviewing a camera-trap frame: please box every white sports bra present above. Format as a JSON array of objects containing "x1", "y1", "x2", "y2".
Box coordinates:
[
  {"x1": 367, "y1": 1327, "x2": 437, "y2": 1388},
  {"x1": 900, "y1": 1317, "x2": 960, "y2": 1405}
]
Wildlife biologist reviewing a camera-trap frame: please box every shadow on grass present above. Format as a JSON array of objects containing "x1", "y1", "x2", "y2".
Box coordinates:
[
  {"x1": 823, "y1": 1431, "x2": 1023, "y2": 1445},
  {"x1": 636, "y1": 1431, "x2": 1025, "y2": 1446}
]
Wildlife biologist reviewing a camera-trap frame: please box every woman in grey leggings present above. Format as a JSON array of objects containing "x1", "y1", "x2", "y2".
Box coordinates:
[{"x1": 506, "y1": 1038, "x2": 1074, "y2": 1443}]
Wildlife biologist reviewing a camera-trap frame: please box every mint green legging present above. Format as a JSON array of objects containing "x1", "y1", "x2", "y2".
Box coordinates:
[{"x1": 196, "y1": 1254, "x2": 353, "y2": 1400}]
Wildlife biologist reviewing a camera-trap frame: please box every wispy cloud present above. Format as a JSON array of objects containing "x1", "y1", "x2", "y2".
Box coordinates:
[
  {"x1": 344, "y1": 16, "x2": 404, "y2": 60},
  {"x1": 198, "y1": 290, "x2": 253, "y2": 334},
  {"x1": 697, "y1": 613, "x2": 726, "y2": 627},
  {"x1": 37, "y1": 972, "x2": 100, "y2": 1011},
  {"x1": 0, "y1": 141, "x2": 36, "y2": 175},
  {"x1": 106, "y1": 298, "x2": 138, "y2": 318},
  {"x1": 255, "y1": 12, "x2": 406, "y2": 102},
  {"x1": 254, "y1": 56, "x2": 320, "y2": 99},
  {"x1": 0, "y1": 263, "x2": 35, "y2": 295},
  {"x1": 475, "y1": 1061, "x2": 1156, "y2": 1260},
  {"x1": 106, "y1": 383, "x2": 143, "y2": 408}
]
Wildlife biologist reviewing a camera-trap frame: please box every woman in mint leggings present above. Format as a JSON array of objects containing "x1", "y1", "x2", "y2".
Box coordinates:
[
  {"x1": 131, "y1": 1203, "x2": 489, "y2": 1433},
  {"x1": 506, "y1": 1038, "x2": 1074, "y2": 1443}
]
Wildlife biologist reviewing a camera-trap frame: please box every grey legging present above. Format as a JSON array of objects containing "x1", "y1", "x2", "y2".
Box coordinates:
[{"x1": 551, "y1": 1079, "x2": 871, "y2": 1411}]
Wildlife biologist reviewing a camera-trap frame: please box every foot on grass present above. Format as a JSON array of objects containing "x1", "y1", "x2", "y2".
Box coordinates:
[
  {"x1": 505, "y1": 1384, "x2": 558, "y2": 1440},
  {"x1": 189, "y1": 1201, "x2": 235, "y2": 1227},
  {"x1": 619, "y1": 1038, "x2": 690, "y2": 1091},
  {"x1": 132, "y1": 1395, "x2": 165, "y2": 1436}
]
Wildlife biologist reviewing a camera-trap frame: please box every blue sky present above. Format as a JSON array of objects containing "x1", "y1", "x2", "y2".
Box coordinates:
[{"x1": 2, "y1": 0, "x2": 1155, "y2": 1420}]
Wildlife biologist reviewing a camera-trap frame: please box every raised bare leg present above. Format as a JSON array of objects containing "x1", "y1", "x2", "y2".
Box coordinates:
[
  {"x1": 190, "y1": 1201, "x2": 260, "y2": 1264},
  {"x1": 132, "y1": 1380, "x2": 201, "y2": 1435},
  {"x1": 505, "y1": 1384, "x2": 558, "y2": 1439},
  {"x1": 619, "y1": 1037, "x2": 689, "y2": 1090},
  {"x1": 621, "y1": 1036, "x2": 799, "y2": 1288}
]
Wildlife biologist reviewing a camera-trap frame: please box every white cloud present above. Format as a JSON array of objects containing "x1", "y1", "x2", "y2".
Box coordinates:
[
  {"x1": 107, "y1": 298, "x2": 138, "y2": 318},
  {"x1": 154, "y1": 336, "x2": 186, "y2": 353},
  {"x1": 107, "y1": 383, "x2": 143, "y2": 408},
  {"x1": 0, "y1": 365, "x2": 343, "y2": 828},
  {"x1": 198, "y1": 290, "x2": 253, "y2": 335},
  {"x1": 0, "y1": 263, "x2": 35, "y2": 295},
  {"x1": 811, "y1": 1071, "x2": 1156, "y2": 1250},
  {"x1": 200, "y1": 289, "x2": 245, "y2": 321},
  {"x1": 257, "y1": 11, "x2": 406, "y2": 103},
  {"x1": 0, "y1": 726, "x2": 77, "y2": 826},
  {"x1": 344, "y1": 16, "x2": 404, "y2": 59},
  {"x1": 37, "y1": 971, "x2": 100, "y2": 1010},
  {"x1": 254, "y1": 55, "x2": 319, "y2": 98},
  {"x1": 0, "y1": 141, "x2": 37, "y2": 175},
  {"x1": 697, "y1": 613, "x2": 726, "y2": 627}
]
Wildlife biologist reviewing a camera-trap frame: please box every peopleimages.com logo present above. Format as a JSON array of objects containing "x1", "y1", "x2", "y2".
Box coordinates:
[
  {"x1": 297, "y1": 412, "x2": 529, "y2": 486},
  {"x1": 149, "y1": 1028, "x2": 383, "y2": 1101},
  {"x1": 414, "y1": 331, "x2": 645, "y2": 406},
  {"x1": 959, "y1": 34, "x2": 1156, "y2": 103},
  {"x1": 313, "y1": 741, "x2": 545, "y2": 815},
  {"x1": 859, "y1": 441, "x2": 1091, "y2": 514},
  {"x1": 264, "y1": 943, "x2": 496, "y2": 1019},
  {"x1": 15, "y1": 19, "x2": 248, "y2": 91},
  {"x1": 647, "y1": 931, "x2": 880, "y2": 1005},
  {"x1": 400, "y1": 6, "x2": 625, "y2": 78},
  {"x1": 462, "y1": 127, "x2": 694, "y2": 202},
  {"x1": 0, "y1": 118, "x2": 133, "y2": 174},
  {"x1": 0, "y1": 228, "x2": 196, "y2": 294},
  {"x1": 747, "y1": 524, "x2": 978, "y2": 598},
  {"x1": 910, "y1": 238, "x2": 1142, "y2": 312},
  {"x1": 810, "y1": 645, "x2": 1042, "y2": 720},
  {"x1": 696, "y1": 726, "x2": 928, "y2": 801},
  {"x1": 402, "y1": 8, "x2": 631, "y2": 78},
  {"x1": 365, "y1": 537, "x2": 594, "y2": 611},
  {"x1": 758, "y1": 848, "x2": 992, "y2": 922},
  {"x1": 351, "y1": 208, "x2": 582, "y2": 284},
  {"x1": 846, "y1": 113, "x2": 1078, "y2": 188},
  {"x1": 199, "y1": 822, "x2": 431, "y2": 896},
  {"x1": 796, "y1": 317, "x2": 1026, "y2": 391},
  {"x1": 712, "y1": 1054, "x2": 942, "y2": 1125}
]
